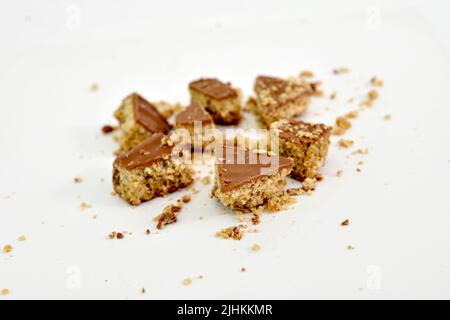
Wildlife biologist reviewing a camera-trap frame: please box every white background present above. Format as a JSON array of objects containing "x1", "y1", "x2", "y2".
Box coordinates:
[{"x1": 0, "y1": 0, "x2": 450, "y2": 300}]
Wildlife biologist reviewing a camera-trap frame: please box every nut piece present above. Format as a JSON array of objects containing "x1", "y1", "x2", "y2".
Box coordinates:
[
  {"x1": 157, "y1": 205, "x2": 182, "y2": 230},
  {"x1": 217, "y1": 226, "x2": 244, "y2": 240},
  {"x1": 341, "y1": 219, "x2": 350, "y2": 226}
]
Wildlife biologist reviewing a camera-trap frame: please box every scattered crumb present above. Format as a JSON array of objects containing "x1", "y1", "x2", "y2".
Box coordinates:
[
  {"x1": 345, "y1": 110, "x2": 359, "y2": 119},
  {"x1": 336, "y1": 170, "x2": 344, "y2": 177},
  {"x1": 347, "y1": 245, "x2": 355, "y2": 251},
  {"x1": 79, "y1": 202, "x2": 92, "y2": 211},
  {"x1": 89, "y1": 83, "x2": 98, "y2": 92},
  {"x1": 368, "y1": 89, "x2": 379, "y2": 101},
  {"x1": 333, "y1": 67, "x2": 349, "y2": 75},
  {"x1": 3, "y1": 244, "x2": 13, "y2": 254},
  {"x1": 310, "y1": 81, "x2": 324, "y2": 97},
  {"x1": 330, "y1": 91, "x2": 337, "y2": 100},
  {"x1": 108, "y1": 231, "x2": 125, "y2": 240},
  {"x1": 339, "y1": 139, "x2": 354, "y2": 148},
  {"x1": 217, "y1": 226, "x2": 244, "y2": 240},
  {"x1": 157, "y1": 204, "x2": 182, "y2": 230},
  {"x1": 201, "y1": 176, "x2": 211, "y2": 185},
  {"x1": 241, "y1": 267, "x2": 247, "y2": 272},
  {"x1": 146, "y1": 229, "x2": 151, "y2": 235},
  {"x1": 182, "y1": 278, "x2": 192, "y2": 286},
  {"x1": 92, "y1": 215, "x2": 98, "y2": 220},
  {"x1": 358, "y1": 161, "x2": 364, "y2": 165},
  {"x1": 356, "y1": 168, "x2": 362, "y2": 172},
  {"x1": 1, "y1": 289, "x2": 9, "y2": 296},
  {"x1": 371, "y1": 76, "x2": 384, "y2": 87},
  {"x1": 384, "y1": 114, "x2": 392, "y2": 120},
  {"x1": 332, "y1": 116, "x2": 352, "y2": 135},
  {"x1": 300, "y1": 70, "x2": 314, "y2": 78},
  {"x1": 181, "y1": 195, "x2": 191, "y2": 204},
  {"x1": 17, "y1": 235, "x2": 26, "y2": 242},
  {"x1": 74, "y1": 177, "x2": 83, "y2": 184},
  {"x1": 252, "y1": 243, "x2": 261, "y2": 252},
  {"x1": 197, "y1": 275, "x2": 204, "y2": 280},
  {"x1": 141, "y1": 288, "x2": 146, "y2": 294},
  {"x1": 347, "y1": 97, "x2": 355, "y2": 103},
  {"x1": 102, "y1": 125, "x2": 117, "y2": 134},
  {"x1": 251, "y1": 214, "x2": 260, "y2": 226},
  {"x1": 351, "y1": 148, "x2": 369, "y2": 155},
  {"x1": 341, "y1": 219, "x2": 350, "y2": 226}
]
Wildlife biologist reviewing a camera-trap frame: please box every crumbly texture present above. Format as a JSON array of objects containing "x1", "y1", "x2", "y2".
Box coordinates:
[
  {"x1": 217, "y1": 226, "x2": 244, "y2": 240},
  {"x1": 252, "y1": 76, "x2": 313, "y2": 127},
  {"x1": 271, "y1": 120, "x2": 332, "y2": 181},
  {"x1": 157, "y1": 204, "x2": 182, "y2": 229},
  {"x1": 152, "y1": 101, "x2": 183, "y2": 118},
  {"x1": 213, "y1": 168, "x2": 292, "y2": 213},
  {"x1": 113, "y1": 157, "x2": 193, "y2": 205},
  {"x1": 332, "y1": 116, "x2": 352, "y2": 136},
  {"x1": 189, "y1": 79, "x2": 241, "y2": 125},
  {"x1": 114, "y1": 94, "x2": 169, "y2": 154}
]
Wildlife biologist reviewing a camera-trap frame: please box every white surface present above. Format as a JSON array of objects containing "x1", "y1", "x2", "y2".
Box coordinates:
[{"x1": 1, "y1": 0, "x2": 450, "y2": 300}]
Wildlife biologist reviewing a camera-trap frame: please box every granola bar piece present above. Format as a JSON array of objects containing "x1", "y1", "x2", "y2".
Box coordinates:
[
  {"x1": 213, "y1": 145, "x2": 293, "y2": 213},
  {"x1": 253, "y1": 76, "x2": 313, "y2": 127},
  {"x1": 271, "y1": 119, "x2": 332, "y2": 181},
  {"x1": 189, "y1": 78, "x2": 241, "y2": 125},
  {"x1": 113, "y1": 133, "x2": 193, "y2": 205},
  {"x1": 175, "y1": 102, "x2": 215, "y2": 149},
  {"x1": 114, "y1": 93, "x2": 171, "y2": 154}
]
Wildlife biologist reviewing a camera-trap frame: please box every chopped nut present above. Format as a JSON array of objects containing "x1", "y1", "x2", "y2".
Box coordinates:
[
  {"x1": 217, "y1": 226, "x2": 244, "y2": 240},
  {"x1": 18, "y1": 235, "x2": 26, "y2": 242},
  {"x1": 74, "y1": 177, "x2": 83, "y2": 184},
  {"x1": 182, "y1": 278, "x2": 192, "y2": 286},
  {"x1": 341, "y1": 219, "x2": 350, "y2": 226},
  {"x1": 339, "y1": 139, "x2": 354, "y2": 148},
  {"x1": 102, "y1": 125, "x2": 117, "y2": 134},
  {"x1": 332, "y1": 116, "x2": 352, "y2": 135},
  {"x1": 116, "y1": 233, "x2": 124, "y2": 240},
  {"x1": 157, "y1": 205, "x2": 182, "y2": 230},
  {"x1": 1, "y1": 289, "x2": 10, "y2": 296},
  {"x1": 3, "y1": 244, "x2": 13, "y2": 254},
  {"x1": 300, "y1": 70, "x2": 314, "y2": 78},
  {"x1": 181, "y1": 195, "x2": 191, "y2": 203},
  {"x1": 345, "y1": 110, "x2": 359, "y2": 119},
  {"x1": 252, "y1": 243, "x2": 261, "y2": 252}
]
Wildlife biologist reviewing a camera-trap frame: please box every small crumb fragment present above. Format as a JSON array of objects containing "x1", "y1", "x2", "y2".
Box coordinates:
[
  {"x1": 252, "y1": 243, "x2": 261, "y2": 252},
  {"x1": 347, "y1": 245, "x2": 355, "y2": 251},
  {"x1": 116, "y1": 233, "x2": 124, "y2": 239},
  {"x1": 333, "y1": 67, "x2": 349, "y2": 75},
  {"x1": 74, "y1": 177, "x2": 83, "y2": 184},
  {"x1": 310, "y1": 81, "x2": 324, "y2": 97},
  {"x1": 1, "y1": 289, "x2": 10, "y2": 296},
  {"x1": 102, "y1": 125, "x2": 117, "y2": 134},
  {"x1": 345, "y1": 110, "x2": 359, "y2": 119},
  {"x1": 332, "y1": 116, "x2": 352, "y2": 135},
  {"x1": 141, "y1": 288, "x2": 146, "y2": 294},
  {"x1": 3, "y1": 244, "x2": 13, "y2": 254},
  {"x1": 89, "y1": 83, "x2": 98, "y2": 92},
  {"x1": 356, "y1": 168, "x2": 362, "y2": 172},
  {"x1": 358, "y1": 161, "x2": 364, "y2": 166},
  {"x1": 201, "y1": 176, "x2": 211, "y2": 185},
  {"x1": 146, "y1": 229, "x2": 151, "y2": 235},
  {"x1": 217, "y1": 226, "x2": 244, "y2": 240},
  {"x1": 92, "y1": 215, "x2": 98, "y2": 220},
  {"x1": 371, "y1": 76, "x2": 384, "y2": 87},
  {"x1": 241, "y1": 267, "x2": 246, "y2": 272},
  {"x1": 18, "y1": 235, "x2": 26, "y2": 242},
  {"x1": 80, "y1": 202, "x2": 92, "y2": 211},
  {"x1": 197, "y1": 275, "x2": 204, "y2": 280},
  {"x1": 384, "y1": 114, "x2": 392, "y2": 120},
  {"x1": 108, "y1": 231, "x2": 125, "y2": 240},
  {"x1": 157, "y1": 205, "x2": 182, "y2": 230},
  {"x1": 351, "y1": 148, "x2": 369, "y2": 155},
  {"x1": 336, "y1": 170, "x2": 344, "y2": 177},
  {"x1": 368, "y1": 90, "x2": 379, "y2": 101},
  {"x1": 341, "y1": 219, "x2": 350, "y2": 226},
  {"x1": 339, "y1": 139, "x2": 354, "y2": 148},
  {"x1": 300, "y1": 70, "x2": 314, "y2": 78},
  {"x1": 182, "y1": 278, "x2": 192, "y2": 286},
  {"x1": 181, "y1": 195, "x2": 191, "y2": 204},
  {"x1": 330, "y1": 91, "x2": 337, "y2": 100},
  {"x1": 251, "y1": 214, "x2": 260, "y2": 226}
]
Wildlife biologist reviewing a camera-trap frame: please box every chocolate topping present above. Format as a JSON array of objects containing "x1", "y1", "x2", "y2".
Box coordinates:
[
  {"x1": 216, "y1": 146, "x2": 293, "y2": 192},
  {"x1": 175, "y1": 102, "x2": 214, "y2": 127},
  {"x1": 132, "y1": 94, "x2": 170, "y2": 134},
  {"x1": 189, "y1": 78, "x2": 237, "y2": 100},
  {"x1": 274, "y1": 120, "x2": 332, "y2": 145},
  {"x1": 114, "y1": 133, "x2": 173, "y2": 170}
]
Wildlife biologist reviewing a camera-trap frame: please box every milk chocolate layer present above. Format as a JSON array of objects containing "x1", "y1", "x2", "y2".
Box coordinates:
[
  {"x1": 114, "y1": 133, "x2": 173, "y2": 170},
  {"x1": 175, "y1": 102, "x2": 214, "y2": 127},
  {"x1": 216, "y1": 146, "x2": 293, "y2": 192},
  {"x1": 189, "y1": 78, "x2": 237, "y2": 100},
  {"x1": 132, "y1": 94, "x2": 170, "y2": 134}
]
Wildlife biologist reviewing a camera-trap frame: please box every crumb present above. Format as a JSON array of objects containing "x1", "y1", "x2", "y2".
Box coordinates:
[
  {"x1": 358, "y1": 161, "x2": 364, "y2": 165},
  {"x1": 251, "y1": 214, "x2": 260, "y2": 225},
  {"x1": 217, "y1": 226, "x2": 244, "y2": 240},
  {"x1": 345, "y1": 110, "x2": 359, "y2": 119},
  {"x1": 3, "y1": 244, "x2": 13, "y2": 254},
  {"x1": 333, "y1": 67, "x2": 349, "y2": 75},
  {"x1": 351, "y1": 148, "x2": 369, "y2": 155},
  {"x1": 92, "y1": 215, "x2": 98, "y2": 220},
  {"x1": 146, "y1": 229, "x2": 151, "y2": 235},
  {"x1": 336, "y1": 170, "x2": 343, "y2": 177},
  {"x1": 181, "y1": 195, "x2": 191, "y2": 203},
  {"x1": 89, "y1": 83, "x2": 98, "y2": 92},
  {"x1": 157, "y1": 205, "x2": 182, "y2": 230},
  {"x1": 108, "y1": 231, "x2": 124, "y2": 240},
  {"x1": 368, "y1": 90, "x2": 379, "y2": 101},
  {"x1": 347, "y1": 245, "x2": 355, "y2": 251},
  {"x1": 79, "y1": 202, "x2": 91, "y2": 211},
  {"x1": 141, "y1": 288, "x2": 146, "y2": 294},
  {"x1": 197, "y1": 275, "x2": 204, "y2": 280},
  {"x1": 341, "y1": 219, "x2": 350, "y2": 226},
  {"x1": 17, "y1": 235, "x2": 26, "y2": 242},
  {"x1": 356, "y1": 168, "x2": 362, "y2": 172},
  {"x1": 347, "y1": 97, "x2": 355, "y2": 103},
  {"x1": 182, "y1": 278, "x2": 192, "y2": 286},
  {"x1": 201, "y1": 176, "x2": 211, "y2": 185},
  {"x1": 371, "y1": 76, "x2": 384, "y2": 87},
  {"x1": 384, "y1": 114, "x2": 392, "y2": 120},
  {"x1": 1, "y1": 289, "x2": 9, "y2": 296},
  {"x1": 332, "y1": 116, "x2": 352, "y2": 135},
  {"x1": 330, "y1": 92, "x2": 337, "y2": 100},
  {"x1": 74, "y1": 177, "x2": 83, "y2": 184},
  {"x1": 302, "y1": 178, "x2": 317, "y2": 191},
  {"x1": 241, "y1": 267, "x2": 246, "y2": 272},
  {"x1": 102, "y1": 125, "x2": 117, "y2": 134},
  {"x1": 339, "y1": 139, "x2": 354, "y2": 148},
  {"x1": 252, "y1": 243, "x2": 261, "y2": 252},
  {"x1": 310, "y1": 81, "x2": 324, "y2": 97},
  {"x1": 300, "y1": 70, "x2": 314, "y2": 78},
  {"x1": 116, "y1": 233, "x2": 124, "y2": 239}
]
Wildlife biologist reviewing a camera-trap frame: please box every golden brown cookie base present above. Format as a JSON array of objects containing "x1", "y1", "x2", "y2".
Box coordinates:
[
  {"x1": 190, "y1": 89, "x2": 241, "y2": 125},
  {"x1": 113, "y1": 158, "x2": 194, "y2": 205}
]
